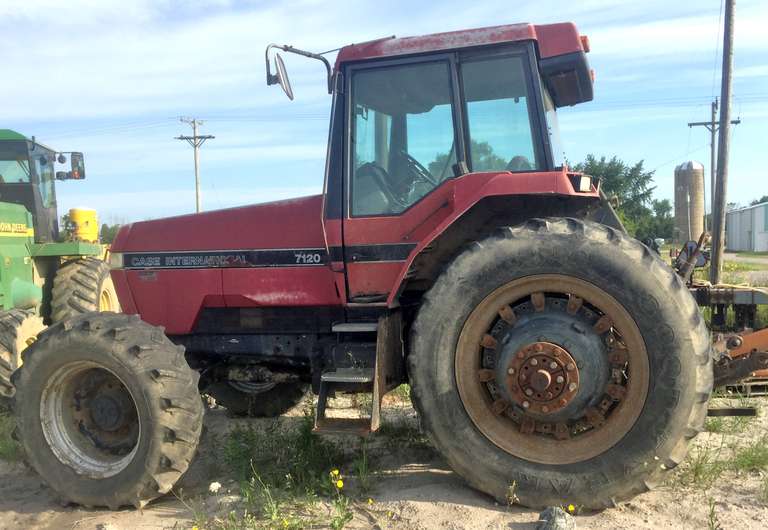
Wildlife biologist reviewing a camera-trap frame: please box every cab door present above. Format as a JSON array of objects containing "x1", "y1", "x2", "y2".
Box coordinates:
[
  {"x1": 341, "y1": 55, "x2": 464, "y2": 302},
  {"x1": 341, "y1": 47, "x2": 550, "y2": 303}
]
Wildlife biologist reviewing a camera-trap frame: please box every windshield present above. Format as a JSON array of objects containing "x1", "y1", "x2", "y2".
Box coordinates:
[
  {"x1": 0, "y1": 141, "x2": 31, "y2": 183},
  {"x1": 460, "y1": 54, "x2": 540, "y2": 172}
]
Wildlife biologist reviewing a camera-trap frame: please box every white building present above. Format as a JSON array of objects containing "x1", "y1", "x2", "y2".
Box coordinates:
[{"x1": 726, "y1": 202, "x2": 768, "y2": 252}]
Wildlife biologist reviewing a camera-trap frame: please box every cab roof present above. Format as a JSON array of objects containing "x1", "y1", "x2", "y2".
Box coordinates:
[
  {"x1": 334, "y1": 22, "x2": 587, "y2": 67},
  {"x1": 0, "y1": 129, "x2": 28, "y2": 141}
]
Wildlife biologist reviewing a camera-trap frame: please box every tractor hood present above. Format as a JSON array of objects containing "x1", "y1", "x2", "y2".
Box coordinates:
[{"x1": 112, "y1": 194, "x2": 327, "y2": 254}]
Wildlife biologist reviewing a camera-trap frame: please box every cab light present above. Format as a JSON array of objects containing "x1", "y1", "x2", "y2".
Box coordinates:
[{"x1": 108, "y1": 252, "x2": 123, "y2": 269}]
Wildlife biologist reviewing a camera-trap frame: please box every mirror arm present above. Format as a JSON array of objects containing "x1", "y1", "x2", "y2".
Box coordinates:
[{"x1": 265, "y1": 43, "x2": 333, "y2": 94}]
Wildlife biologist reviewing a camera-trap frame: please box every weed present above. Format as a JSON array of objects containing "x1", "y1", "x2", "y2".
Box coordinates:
[
  {"x1": 506, "y1": 481, "x2": 519, "y2": 507},
  {"x1": 729, "y1": 437, "x2": 768, "y2": 472},
  {"x1": 391, "y1": 384, "x2": 411, "y2": 402},
  {"x1": 706, "y1": 497, "x2": 723, "y2": 530},
  {"x1": 0, "y1": 412, "x2": 19, "y2": 461},
  {"x1": 674, "y1": 436, "x2": 727, "y2": 490},
  {"x1": 222, "y1": 411, "x2": 342, "y2": 493},
  {"x1": 704, "y1": 415, "x2": 749, "y2": 434},
  {"x1": 377, "y1": 419, "x2": 433, "y2": 452},
  {"x1": 352, "y1": 440, "x2": 372, "y2": 493},
  {"x1": 761, "y1": 475, "x2": 768, "y2": 504},
  {"x1": 330, "y1": 494, "x2": 353, "y2": 529}
]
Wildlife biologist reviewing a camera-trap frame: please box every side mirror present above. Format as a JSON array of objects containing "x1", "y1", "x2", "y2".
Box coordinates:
[
  {"x1": 70, "y1": 152, "x2": 85, "y2": 180},
  {"x1": 273, "y1": 53, "x2": 294, "y2": 100}
]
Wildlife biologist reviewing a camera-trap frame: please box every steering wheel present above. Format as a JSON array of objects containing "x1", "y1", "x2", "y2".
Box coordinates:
[
  {"x1": 398, "y1": 149, "x2": 438, "y2": 187},
  {"x1": 356, "y1": 162, "x2": 409, "y2": 211}
]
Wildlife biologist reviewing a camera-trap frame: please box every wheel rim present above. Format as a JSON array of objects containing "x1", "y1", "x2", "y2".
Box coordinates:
[
  {"x1": 456, "y1": 274, "x2": 649, "y2": 465},
  {"x1": 228, "y1": 380, "x2": 276, "y2": 394},
  {"x1": 40, "y1": 361, "x2": 140, "y2": 478},
  {"x1": 99, "y1": 285, "x2": 115, "y2": 312}
]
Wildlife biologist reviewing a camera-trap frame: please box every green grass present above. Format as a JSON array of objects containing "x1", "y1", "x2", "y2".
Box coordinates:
[
  {"x1": 729, "y1": 437, "x2": 768, "y2": 473},
  {"x1": 183, "y1": 410, "x2": 373, "y2": 529},
  {"x1": 0, "y1": 412, "x2": 19, "y2": 461},
  {"x1": 735, "y1": 251, "x2": 768, "y2": 258}
]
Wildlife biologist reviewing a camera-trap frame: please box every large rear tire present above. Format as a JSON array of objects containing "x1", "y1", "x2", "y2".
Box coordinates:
[
  {"x1": 0, "y1": 309, "x2": 45, "y2": 400},
  {"x1": 13, "y1": 313, "x2": 203, "y2": 509},
  {"x1": 51, "y1": 257, "x2": 120, "y2": 322},
  {"x1": 408, "y1": 218, "x2": 712, "y2": 509},
  {"x1": 206, "y1": 381, "x2": 308, "y2": 417}
]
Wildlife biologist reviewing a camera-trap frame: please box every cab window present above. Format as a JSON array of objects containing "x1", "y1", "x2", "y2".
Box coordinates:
[
  {"x1": 461, "y1": 55, "x2": 539, "y2": 172},
  {"x1": 351, "y1": 60, "x2": 457, "y2": 216},
  {"x1": 32, "y1": 152, "x2": 55, "y2": 208},
  {"x1": 0, "y1": 142, "x2": 31, "y2": 183}
]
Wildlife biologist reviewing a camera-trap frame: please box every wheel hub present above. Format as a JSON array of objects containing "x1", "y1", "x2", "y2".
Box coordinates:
[
  {"x1": 89, "y1": 390, "x2": 132, "y2": 432},
  {"x1": 505, "y1": 342, "x2": 579, "y2": 415}
]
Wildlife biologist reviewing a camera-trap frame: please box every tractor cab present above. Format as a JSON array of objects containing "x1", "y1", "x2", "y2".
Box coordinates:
[
  {"x1": 0, "y1": 129, "x2": 86, "y2": 242},
  {"x1": 267, "y1": 23, "x2": 593, "y2": 219}
]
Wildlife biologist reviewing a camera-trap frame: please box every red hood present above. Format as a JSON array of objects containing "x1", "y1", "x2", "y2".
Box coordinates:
[{"x1": 112, "y1": 194, "x2": 326, "y2": 252}]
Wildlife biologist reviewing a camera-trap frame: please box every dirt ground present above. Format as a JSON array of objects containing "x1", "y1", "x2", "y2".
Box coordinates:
[{"x1": 2, "y1": 393, "x2": 768, "y2": 530}]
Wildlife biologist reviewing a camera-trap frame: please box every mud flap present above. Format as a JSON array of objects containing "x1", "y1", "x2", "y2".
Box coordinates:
[{"x1": 371, "y1": 311, "x2": 404, "y2": 431}]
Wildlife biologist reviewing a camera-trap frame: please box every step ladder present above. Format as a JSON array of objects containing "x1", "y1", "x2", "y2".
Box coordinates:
[
  {"x1": 314, "y1": 367, "x2": 375, "y2": 435},
  {"x1": 313, "y1": 312, "x2": 403, "y2": 435}
]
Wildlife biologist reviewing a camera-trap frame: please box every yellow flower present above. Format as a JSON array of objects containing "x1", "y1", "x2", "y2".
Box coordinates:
[
  {"x1": 367, "y1": 498, "x2": 374, "y2": 505},
  {"x1": 336, "y1": 479, "x2": 344, "y2": 489},
  {"x1": 331, "y1": 469, "x2": 340, "y2": 477},
  {"x1": 567, "y1": 504, "x2": 576, "y2": 513},
  {"x1": 192, "y1": 527, "x2": 199, "y2": 530}
]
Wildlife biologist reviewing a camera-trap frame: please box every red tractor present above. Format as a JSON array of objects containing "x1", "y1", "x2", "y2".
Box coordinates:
[{"x1": 13, "y1": 22, "x2": 711, "y2": 510}]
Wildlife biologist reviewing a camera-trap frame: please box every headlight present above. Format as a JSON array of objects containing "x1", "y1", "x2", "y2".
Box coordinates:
[{"x1": 108, "y1": 252, "x2": 123, "y2": 269}]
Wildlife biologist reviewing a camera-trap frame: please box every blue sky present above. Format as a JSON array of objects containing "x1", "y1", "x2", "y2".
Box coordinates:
[{"x1": 1, "y1": 0, "x2": 766, "y2": 224}]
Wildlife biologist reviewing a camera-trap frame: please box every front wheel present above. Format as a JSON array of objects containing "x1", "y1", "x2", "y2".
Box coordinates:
[
  {"x1": 408, "y1": 218, "x2": 712, "y2": 509},
  {"x1": 206, "y1": 381, "x2": 308, "y2": 417},
  {"x1": 13, "y1": 313, "x2": 203, "y2": 509}
]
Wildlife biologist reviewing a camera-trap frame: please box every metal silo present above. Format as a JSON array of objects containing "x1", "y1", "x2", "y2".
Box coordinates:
[{"x1": 673, "y1": 161, "x2": 705, "y2": 244}]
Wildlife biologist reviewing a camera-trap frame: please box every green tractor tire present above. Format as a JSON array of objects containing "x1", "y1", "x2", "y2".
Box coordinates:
[
  {"x1": 0, "y1": 309, "x2": 45, "y2": 400},
  {"x1": 51, "y1": 257, "x2": 120, "y2": 322}
]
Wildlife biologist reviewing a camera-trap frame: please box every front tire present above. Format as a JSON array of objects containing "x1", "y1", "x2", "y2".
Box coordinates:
[
  {"x1": 51, "y1": 258, "x2": 120, "y2": 322},
  {"x1": 408, "y1": 218, "x2": 712, "y2": 509},
  {"x1": 0, "y1": 309, "x2": 45, "y2": 400},
  {"x1": 13, "y1": 313, "x2": 203, "y2": 509}
]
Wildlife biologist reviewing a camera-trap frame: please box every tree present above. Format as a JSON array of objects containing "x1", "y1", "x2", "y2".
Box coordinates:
[
  {"x1": 99, "y1": 223, "x2": 121, "y2": 244},
  {"x1": 750, "y1": 195, "x2": 768, "y2": 206},
  {"x1": 428, "y1": 140, "x2": 507, "y2": 175},
  {"x1": 574, "y1": 155, "x2": 674, "y2": 241}
]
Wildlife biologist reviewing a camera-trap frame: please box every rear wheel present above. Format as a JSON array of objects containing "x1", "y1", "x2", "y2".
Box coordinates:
[
  {"x1": 13, "y1": 313, "x2": 203, "y2": 509},
  {"x1": 409, "y1": 218, "x2": 712, "y2": 509},
  {"x1": 51, "y1": 257, "x2": 120, "y2": 322},
  {"x1": 0, "y1": 309, "x2": 45, "y2": 400},
  {"x1": 206, "y1": 381, "x2": 308, "y2": 417}
]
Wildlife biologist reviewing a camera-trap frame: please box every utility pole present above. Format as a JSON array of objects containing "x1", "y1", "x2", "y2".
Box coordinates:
[
  {"x1": 175, "y1": 117, "x2": 214, "y2": 213},
  {"x1": 688, "y1": 99, "x2": 740, "y2": 228},
  {"x1": 710, "y1": 0, "x2": 735, "y2": 285}
]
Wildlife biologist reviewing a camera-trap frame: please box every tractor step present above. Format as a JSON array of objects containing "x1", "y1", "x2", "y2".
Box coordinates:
[{"x1": 314, "y1": 367, "x2": 374, "y2": 435}]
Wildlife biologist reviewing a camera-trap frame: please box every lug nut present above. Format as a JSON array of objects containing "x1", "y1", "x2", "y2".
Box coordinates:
[
  {"x1": 546, "y1": 392, "x2": 553, "y2": 399},
  {"x1": 568, "y1": 382, "x2": 577, "y2": 391},
  {"x1": 522, "y1": 401, "x2": 530, "y2": 408},
  {"x1": 508, "y1": 367, "x2": 515, "y2": 375},
  {"x1": 559, "y1": 398, "x2": 567, "y2": 406},
  {"x1": 535, "y1": 343, "x2": 543, "y2": 352},
  {"x1": 567, "y1": 363, "x2": 575, "y2": 371},
  {"x1": 541, "y1": 405, "x2": 549, "y2": 413},
  {"x1": 556, "y1": 376, "x2": 564, "y2": 384},
  {"x1": 550, "y1": 362, "x2": 558, "y2": 370},
  {"x1": 530, "y1": 358, "x2": 538, "y2": 366},
  {"x1": 525, "y1": 388, "x2": 533, "y2": 396}
]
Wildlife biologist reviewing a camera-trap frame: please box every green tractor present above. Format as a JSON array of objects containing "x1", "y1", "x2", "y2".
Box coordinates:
[{"x1": 0, "y1": 129, "x2": 119, "y2": 398}]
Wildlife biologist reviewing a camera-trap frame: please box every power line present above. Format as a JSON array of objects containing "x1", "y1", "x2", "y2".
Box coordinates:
[{"x1": 175, "y1": 117, "x2": 214, "y2": 213}]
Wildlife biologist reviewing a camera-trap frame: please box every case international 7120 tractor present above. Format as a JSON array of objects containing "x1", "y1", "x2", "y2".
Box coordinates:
[{"x1": 13, "y1": 23, "x2": 713, "y2": 510}]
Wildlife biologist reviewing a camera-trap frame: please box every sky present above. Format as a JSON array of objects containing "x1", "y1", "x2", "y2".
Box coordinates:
[{"x1": 1, "y1": 0, "x2": 766, "y2": 224}]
